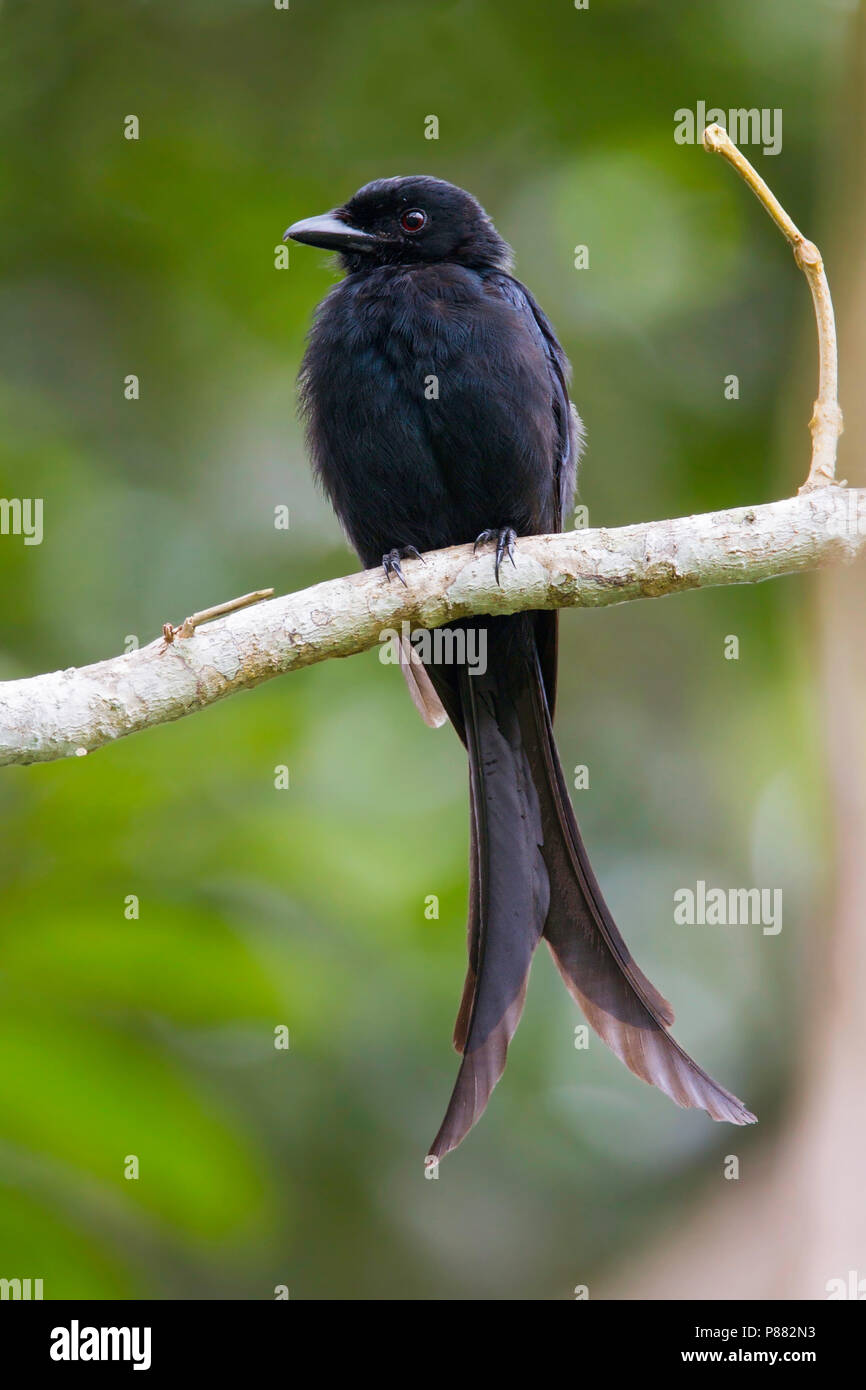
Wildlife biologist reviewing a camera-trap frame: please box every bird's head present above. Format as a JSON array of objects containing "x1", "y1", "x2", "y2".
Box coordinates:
[{"x1": 284, "y1": 176, "x2": 512, "y2": 273}]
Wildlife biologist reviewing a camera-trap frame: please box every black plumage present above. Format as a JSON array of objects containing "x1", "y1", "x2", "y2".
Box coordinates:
[{"x1": 286, "y1": 175, "x2": 755, "y2": 1156}]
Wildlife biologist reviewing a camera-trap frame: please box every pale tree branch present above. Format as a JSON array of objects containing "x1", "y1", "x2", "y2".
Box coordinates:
[
  {"x1": 1, "y1": 490, "x2": 863, "y2": 768},
  {"x1": 0, "y1": 130, "x2": 857, "y2": 769}
]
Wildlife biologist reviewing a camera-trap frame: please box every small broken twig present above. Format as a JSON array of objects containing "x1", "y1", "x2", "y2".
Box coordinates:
[{"x1": 160, "y1": 588, "x2": 274, "y2": 651}]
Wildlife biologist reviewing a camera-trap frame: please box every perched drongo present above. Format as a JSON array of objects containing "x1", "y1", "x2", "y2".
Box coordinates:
[{"x1": 286, "y1": 176, "x2": 755, "y2": 1156}]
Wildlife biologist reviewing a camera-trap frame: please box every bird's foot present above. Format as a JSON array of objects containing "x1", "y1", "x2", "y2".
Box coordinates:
[
  {"x1": 382, "y1": 545, "x2": 425, "y2": 586},
  {"x1": 473, "y1": 527, "x2": 517, "y2": 586}
]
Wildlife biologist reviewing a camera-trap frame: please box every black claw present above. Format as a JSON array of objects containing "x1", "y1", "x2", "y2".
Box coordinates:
[
  {"x1": 495, "y1": 528, "x2": 517, "y2": 585},
  {"x1": 383, "y1": 550, "x2": 406, "y2": 586},
  {"x1": 383, "y1": 546, "x2": 424, "y2": 586},
  {"x1": 474, "y1": 527, "x2": 517, "y2": 586}
]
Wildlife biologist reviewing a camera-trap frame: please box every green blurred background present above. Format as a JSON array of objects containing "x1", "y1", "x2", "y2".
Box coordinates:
[{"x1": 0, "y1": 0, "x2": 860, "y2": 1299}]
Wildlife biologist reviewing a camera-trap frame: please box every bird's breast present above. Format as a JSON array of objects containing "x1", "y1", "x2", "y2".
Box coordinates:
[{"x1": 334, "y1": 264, "x2": 486, "y2": 364}]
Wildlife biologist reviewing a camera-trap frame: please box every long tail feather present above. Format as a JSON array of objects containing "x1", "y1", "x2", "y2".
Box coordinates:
[
  {"x1": 525, "y1": 650, "x2": 756, "y2": 1126},
  {"x1": 428, "y1": 618, "x2": 755, "y2": 1160},
  {"x1": 429, "y1": 664, "x2": 549, "y2": 1157}
]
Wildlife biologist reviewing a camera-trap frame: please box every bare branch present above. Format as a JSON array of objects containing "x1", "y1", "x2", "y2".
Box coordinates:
[{"x1": 1, "y1": 489, "x2": 862, "y2": 767}]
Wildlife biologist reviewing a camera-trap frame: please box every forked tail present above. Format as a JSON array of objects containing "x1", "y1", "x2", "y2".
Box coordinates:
[{"x1": 429, "y1": 619, "x2": 755, "y2": 1159}]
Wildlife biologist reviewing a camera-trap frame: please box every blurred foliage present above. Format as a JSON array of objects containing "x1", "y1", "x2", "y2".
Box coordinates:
[{"x1": 0, "y1": 0, "x2": 852, "y2": 1298}]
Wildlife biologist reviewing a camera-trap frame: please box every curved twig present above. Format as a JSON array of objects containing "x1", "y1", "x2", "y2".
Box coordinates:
[{"x1": 702, "y1": 123, "x2": 843, "y2": 491}]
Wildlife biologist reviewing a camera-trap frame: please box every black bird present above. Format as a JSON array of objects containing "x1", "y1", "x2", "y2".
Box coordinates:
[{"x1": 286, "y1": 176, "x2": 755, "y2": 1157}]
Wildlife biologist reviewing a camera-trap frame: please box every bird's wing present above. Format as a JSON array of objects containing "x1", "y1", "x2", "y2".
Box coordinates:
[
  {"x1": 488, "y1": 272, "x2": 582, "y2": 533},
  {"x1": 485, "y1": 272, "x2": 583, "y2": 717}
]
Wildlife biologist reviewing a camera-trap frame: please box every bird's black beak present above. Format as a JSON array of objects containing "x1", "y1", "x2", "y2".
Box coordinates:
[{"x1": 283, "y1": 212, "x2": 377, "y2": 253}]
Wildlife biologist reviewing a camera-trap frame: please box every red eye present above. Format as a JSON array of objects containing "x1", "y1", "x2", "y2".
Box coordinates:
[{"x1": 400, "y1": 208, "x2": 427, "y2": 233}]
